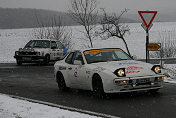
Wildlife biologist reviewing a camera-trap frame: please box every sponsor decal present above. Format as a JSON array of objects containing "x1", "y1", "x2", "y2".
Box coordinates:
[
  {"x1": 126, "y1": 66, "x2": 143, "y2": 70},
  {"x1": 41, "y1": 51, "x2": 45, "y2": 56},
  {"x1": 119, "y1": 62, "x2": 138, "y2": 66},
  {"x1": 93, "y1": 66, "x2": 106, "y2": 72},
  {"x1": 126, "y1": 66, "x2": 143, "y2": 74},
  {"x1": 57, "y1": 52, "x2": 60, "y2": 56},
  {"x1": 84, "y1": 49, "x2": 123, "y2": 55}
]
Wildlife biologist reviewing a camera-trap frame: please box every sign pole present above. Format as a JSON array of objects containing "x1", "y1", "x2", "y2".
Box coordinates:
[{"x1": 146, "y1": 28, "x2": 149, "y2": 63}]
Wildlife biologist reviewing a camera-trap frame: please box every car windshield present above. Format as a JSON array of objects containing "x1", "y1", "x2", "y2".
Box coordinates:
[
  {"x1": 25, "y1": 40, "x2": 50, "y2": 48},
  {"x1": 84, "y1": 49, "x2": 132, "y2": 64}
]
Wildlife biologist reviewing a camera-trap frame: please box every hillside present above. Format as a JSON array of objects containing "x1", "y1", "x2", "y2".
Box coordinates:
[
  {"x1": 0, "y1": 8, "x2": 77, "y2": 29},
  {"x1": 0, "y1": 8, "x2": 136, "y2": 29}
]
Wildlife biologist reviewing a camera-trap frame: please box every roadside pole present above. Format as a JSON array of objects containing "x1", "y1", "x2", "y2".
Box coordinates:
[{"x1": 146, "y1": 29, "x2": 149, "y2": 63}]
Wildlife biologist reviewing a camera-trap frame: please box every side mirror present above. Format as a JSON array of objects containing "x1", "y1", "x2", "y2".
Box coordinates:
[
  {"x1": 74, "y1": 60, "x2": 82, "y2": 65},
  {"x1": 132, "y1": 55, "x2": 138, "y2": 60}
]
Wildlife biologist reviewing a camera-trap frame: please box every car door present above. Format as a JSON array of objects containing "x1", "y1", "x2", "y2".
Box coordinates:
[
  {"x1": 56, "y1": 41, "x2": 64, "y2": 58},
  {"x1": 67, "y1": 51, "x2": 88, "y2": 89},
  {"x1": 50, "y1": 41, "x2": 58, "y2": 60}
]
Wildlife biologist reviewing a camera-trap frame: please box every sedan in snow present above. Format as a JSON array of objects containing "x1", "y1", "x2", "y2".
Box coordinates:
[{"x1": 54, "y1": 48, "x2": 164, "y2": 96}]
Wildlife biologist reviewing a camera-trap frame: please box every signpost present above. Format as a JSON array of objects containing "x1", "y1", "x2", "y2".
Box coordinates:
[{"x1": 138, "y1": 11, "x2": 157, "y2": 62}]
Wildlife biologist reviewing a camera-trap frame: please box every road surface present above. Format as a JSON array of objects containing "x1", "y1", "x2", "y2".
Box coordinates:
[{"x1": 0, "y1": 63, "x2": 176, "y2": 118}]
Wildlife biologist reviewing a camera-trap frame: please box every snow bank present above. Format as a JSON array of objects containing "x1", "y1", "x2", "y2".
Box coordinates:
[
  {"x1": 163, "y1": 64, "x2": 176, "y2": 83},
  {"x1": 0, "y1": 94, "x2": 100, "y2": 118}
]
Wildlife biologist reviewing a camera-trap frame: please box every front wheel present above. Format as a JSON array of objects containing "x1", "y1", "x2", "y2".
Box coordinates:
[
  {"x1": 92, "y1": 75, "x2": 105, "y2": 98},
  {"x1": 16, "y1": 59, "x2": 22, "y2": 66},
  {"x1": 57, "y1": 73, "x2": 68, "y2": 91},
  {"x1": 43, "y1": 55, "x2": 50, "y2": 65}
]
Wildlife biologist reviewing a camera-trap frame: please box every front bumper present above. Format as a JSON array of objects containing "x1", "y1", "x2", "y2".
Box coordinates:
[
  {"x1": 105, "y1": 75, "x2": 164, "y2": 93},
  {"x1": 14, "y1": 55, "x2": 45, "y2": 62}
]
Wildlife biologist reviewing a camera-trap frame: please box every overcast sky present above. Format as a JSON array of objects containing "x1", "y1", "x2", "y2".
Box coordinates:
[{"x1": 0, "y1": 0, "x2": 175, "y2": 14}]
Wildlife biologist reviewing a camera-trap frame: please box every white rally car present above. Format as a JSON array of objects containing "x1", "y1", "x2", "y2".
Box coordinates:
[
  {"x1": 14, "y1": 39, "x2": 67, "y2": 65},
  {"x1": 54, "y1": 48, "x2": 164, "y2": 96}
]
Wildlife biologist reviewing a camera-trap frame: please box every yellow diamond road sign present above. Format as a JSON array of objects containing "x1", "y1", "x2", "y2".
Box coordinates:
[{"x1": 147, "y1": 43, "x2": 161, "y2": 51}]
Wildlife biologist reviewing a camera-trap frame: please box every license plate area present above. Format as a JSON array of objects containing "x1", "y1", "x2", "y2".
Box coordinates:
[{"x1": 136, "y1": 78, "x2": 150, "y2": 84}]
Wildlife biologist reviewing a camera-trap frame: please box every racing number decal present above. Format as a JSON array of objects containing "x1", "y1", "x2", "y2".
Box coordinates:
[{"x1": 74, "y1": 68, "x2": 78, "y2": 79}]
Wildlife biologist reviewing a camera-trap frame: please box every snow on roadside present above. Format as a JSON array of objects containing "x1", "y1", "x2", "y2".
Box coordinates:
[
  {"x1": 0, "y1": 94, "x2": 100, "y2": 118},
  {"x1": 163, "y1": 64, "x2": 176, "y2": 84}
]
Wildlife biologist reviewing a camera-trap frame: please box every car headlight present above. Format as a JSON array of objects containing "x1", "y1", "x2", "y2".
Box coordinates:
[
  {"x1": 15, "y1": 51, "x2": 19, "y2": 55},
  {"x1": 114, "y1": 68, "x2": 126, "y2": 77},
  {"x1": 152, "y1": 65, "x2": 161, "y2": 74}
]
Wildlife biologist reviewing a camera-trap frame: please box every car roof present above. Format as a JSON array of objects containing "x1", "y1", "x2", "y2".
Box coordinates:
[{"x1": 32, "y1": 39, "x2": 60, "y2": 41}]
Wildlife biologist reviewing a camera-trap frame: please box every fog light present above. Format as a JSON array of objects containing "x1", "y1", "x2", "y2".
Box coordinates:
[{"x1": 122, "y1": 80, "x2": 127, "y2": 84}]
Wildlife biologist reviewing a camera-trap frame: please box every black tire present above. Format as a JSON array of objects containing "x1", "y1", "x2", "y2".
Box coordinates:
[
  {"x1": 92, "y1": 74, "x2": 105, "y2": 98},
  {"x1": 16, "y1": 59, "x2": 22, "y2": 66},
  {"x1": 56, "y1": 72, "x2": 68, "y2": 91},
  {"x1": 148, "y1": 89, "x2": 159, "y2": 94},
  {"x1": 44, "y1": 55, "x2": 50, "y2": 65}
]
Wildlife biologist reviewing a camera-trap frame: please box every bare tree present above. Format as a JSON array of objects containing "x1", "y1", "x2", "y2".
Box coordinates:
[
  {"x1": 69, "y1": 0, "x2": 98, "y2": 48},
  {"x1": 99, "y1": 8, "x2": 131, "y2": 56},
  {"x1": 150, "y1": 32, "x2": 176, "y2": 58},
  {"x1": 32, "y1": 14, "x2": 73, "y2": 50}
]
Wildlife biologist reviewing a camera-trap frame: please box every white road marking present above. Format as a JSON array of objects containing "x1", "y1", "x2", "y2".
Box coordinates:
[{"x1": 1, "y1": 93, "x2": 120, "y2": 118}]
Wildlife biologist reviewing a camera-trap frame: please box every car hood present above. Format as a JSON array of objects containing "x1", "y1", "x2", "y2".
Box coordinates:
[
  {"x1": 90, "y1": 60, "x2": 156, "y2": 77},
  {"x1": 19, "y1": 47, "x2": 47, "y2": 52}
]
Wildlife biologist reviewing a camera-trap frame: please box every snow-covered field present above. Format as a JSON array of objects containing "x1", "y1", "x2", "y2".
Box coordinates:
[{"x1": 1, "y1": 22, "x2": 176, "y2": 63}]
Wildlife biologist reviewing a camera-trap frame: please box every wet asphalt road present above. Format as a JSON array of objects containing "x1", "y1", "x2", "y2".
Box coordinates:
[{"x1": 0, "y1": 63, "x2": 176, "y2": 118}]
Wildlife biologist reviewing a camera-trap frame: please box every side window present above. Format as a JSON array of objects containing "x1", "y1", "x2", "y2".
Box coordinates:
[
  {"x1": 56, "y1": 41, "x2": 64, "y2": 49},
  {"x1": 51, "y1": 41, "x2": 57, "y2": 49},
  {"x1": 65, "y1": 52, "x2": 74, "y2": 64},
  {"x1": 72, "y1": 51, "x2": 84, "y2": 65}
]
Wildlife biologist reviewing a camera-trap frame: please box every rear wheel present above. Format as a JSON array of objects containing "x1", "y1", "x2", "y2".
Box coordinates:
[
  {"x1": 56, "y1": 72, "x2": 68, "y2": 91},
  {"x1": 16, "y1": 59, "x2": 22, "y2": 66},
  {"x1": 92, "y1": 74, "x2": 105, "y2": 98},
  {"x1": 44, "y1": 55, "x2": 50, "y2": 65}
]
